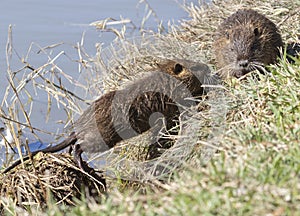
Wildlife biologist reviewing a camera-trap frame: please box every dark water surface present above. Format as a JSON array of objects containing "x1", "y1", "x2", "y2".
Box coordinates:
[{"x1": 0, "y1": 0, "x2": 199, "y2": 159}]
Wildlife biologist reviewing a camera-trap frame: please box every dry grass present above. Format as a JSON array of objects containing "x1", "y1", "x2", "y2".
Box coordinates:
[
  {"x1": 0, "y1": 152, "x2": 106, "y2": 212},
  {"x1": 0, "y1": 0, "x2": 300, "y2": 214},
  {"x1": 173, "y1": 0, "x2": 300, "y2": 62}
]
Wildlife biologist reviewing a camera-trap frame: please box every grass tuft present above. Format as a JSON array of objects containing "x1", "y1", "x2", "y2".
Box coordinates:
[{"x1": 1, "y1": 0, "x2": 300, "y2": 215}]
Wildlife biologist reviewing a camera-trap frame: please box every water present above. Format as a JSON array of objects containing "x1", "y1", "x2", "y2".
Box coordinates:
[
  {"x1": 0, "y1": 0, "x2": 195, "y2": 85},
  {"x1": 0, "y1": 0, "x2": 199, "y2": 163}
]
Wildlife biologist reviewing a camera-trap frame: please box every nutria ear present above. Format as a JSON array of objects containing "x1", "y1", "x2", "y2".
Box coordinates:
[
  {"x1": 254, "y1": 27, "x2": 260, "y2": 36},
  {"x1": 173, "y1": 63, "x2": 183, "y2": 75}
]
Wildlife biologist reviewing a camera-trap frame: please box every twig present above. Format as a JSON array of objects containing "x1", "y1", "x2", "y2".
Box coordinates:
[{"x1": 24, "y1": 63, "x2": 90, "y2": 105}]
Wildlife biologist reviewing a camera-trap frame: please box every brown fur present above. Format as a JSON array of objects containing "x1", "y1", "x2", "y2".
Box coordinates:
[
  {"x1": 213, "y1": 9, "x2": 283, "y2": 78},
  {"x1": 73, "y1": 59, "x2": 216, "y2": 152},
  {"x1": 3, "y1": 59, "x2": 217, "y2": 173}
]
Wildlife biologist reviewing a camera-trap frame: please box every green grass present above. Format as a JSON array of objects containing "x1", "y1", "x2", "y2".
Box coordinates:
[
  {"x1": 1, "y1": 0, "x2": 300, "y2": 215},
  {"x1": 3, "y1": 55, "x2": 299, "y2": 216}
]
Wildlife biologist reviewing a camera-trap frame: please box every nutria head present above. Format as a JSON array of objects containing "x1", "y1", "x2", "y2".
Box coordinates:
[
  {"x1": 213, "y1": 9, "x2": 283, "y2": 78},
  {"x1": 75, "y1": 58, "x2": 217, "y2": 152},
  {"x1": 155, "y1": 58, "x2": 217, "y2": 96},
  {"x1": 1, "y1": 59, "x2": 218, "y2": 174}
]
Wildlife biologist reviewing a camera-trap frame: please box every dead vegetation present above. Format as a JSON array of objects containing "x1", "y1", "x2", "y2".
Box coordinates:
[
  {"x1": 0, "y1": 152, "x2": 105, "y2": 213},
  {"x1": 0, "y1": 0, "x2": 299, "y2": 213}
]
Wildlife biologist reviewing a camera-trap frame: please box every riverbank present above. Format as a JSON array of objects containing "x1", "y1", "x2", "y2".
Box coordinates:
[{"x1": 1, "y1": 0, "x2": 299, "y2": 215}]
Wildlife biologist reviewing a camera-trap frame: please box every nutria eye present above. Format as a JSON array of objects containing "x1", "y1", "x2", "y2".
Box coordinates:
[
  {"x1": 254, "y1": 27, "x2": 259, "y2": 37},
  {"x1": 174, "y1": 63, "x2": 183, "y2": 75},
  {"x1": 225, "y1": 31, "x2": 230, "y2": 39}
]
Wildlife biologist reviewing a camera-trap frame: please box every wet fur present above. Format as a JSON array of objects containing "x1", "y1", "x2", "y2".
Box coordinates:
[
  {"x1": 213, "y1": 9, "x2": 283, "y2": 78},
  {"x1": 3, "y1": 59, "x2": 217, "y2": 173}
]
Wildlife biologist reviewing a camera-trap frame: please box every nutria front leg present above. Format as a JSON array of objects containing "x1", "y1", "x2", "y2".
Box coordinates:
[{"x1": 73, "y1": 144, "x2": 85, "y2": 170}]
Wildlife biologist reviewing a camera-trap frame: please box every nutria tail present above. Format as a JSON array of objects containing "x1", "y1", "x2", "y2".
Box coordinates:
[{"x1": 2, "y1": 132, "x2": 77, "y2": 174}]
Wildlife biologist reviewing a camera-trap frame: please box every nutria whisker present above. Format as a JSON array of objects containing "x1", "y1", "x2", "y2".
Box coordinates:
[
  {"x1": 252, "y1": 61, "x2": 269, "y2": 74},
  {"x1": 214, "y1": 62, "x2": 237, "y2": 79},
  {"x1": 213, "y1": 9, "x2": 283, "y2": 79},
  {"x1": 3, "y1": 58, "x2": 217, "y2": 173}
]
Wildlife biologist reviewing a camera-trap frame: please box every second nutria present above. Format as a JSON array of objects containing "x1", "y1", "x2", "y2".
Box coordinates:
[
  {"x1": 3, "y1": 58, "x2": 218, "y2": 173},
  {"x1": 213, "y1": 9, "x2": 283, "y2": 78}
]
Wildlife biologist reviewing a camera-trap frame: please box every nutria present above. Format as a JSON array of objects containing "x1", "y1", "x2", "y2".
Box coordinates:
[
  {"x1": 287, "y1": 42, "x2": 300, "y2": 62},
  {"x1": 213, "y1": 9, "x2": 283, "y2": 78},
  {"x1": 3, "y1": 58, "x2": 218, "y2": 173}
]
